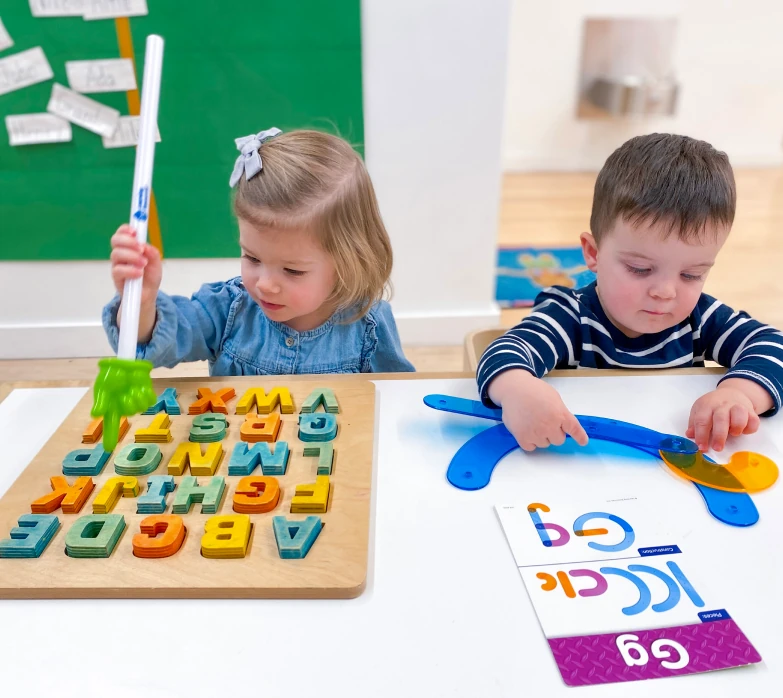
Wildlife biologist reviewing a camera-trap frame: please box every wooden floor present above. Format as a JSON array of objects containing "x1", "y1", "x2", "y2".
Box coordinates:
[{"x1": 3, "y1": 168, "x2": 782, "y2": 382}]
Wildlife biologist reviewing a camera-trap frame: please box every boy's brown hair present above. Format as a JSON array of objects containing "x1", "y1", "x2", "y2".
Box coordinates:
[{"x1": 590, "y1": 133, "x2": 736, "y2": 244}]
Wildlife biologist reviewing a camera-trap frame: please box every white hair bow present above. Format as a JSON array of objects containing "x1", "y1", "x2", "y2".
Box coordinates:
[{"x1": 229, "y1": 127, "x2": 282, "y2": 187}]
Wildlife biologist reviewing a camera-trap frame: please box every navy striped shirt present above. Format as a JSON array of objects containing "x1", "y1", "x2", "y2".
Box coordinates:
[{"x1": 478, "y1": 281, "x2": 783, "y2": 414}]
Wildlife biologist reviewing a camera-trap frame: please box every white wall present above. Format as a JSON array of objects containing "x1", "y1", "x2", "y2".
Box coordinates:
[
  {"x1": 0, "y1": 0, "x2": 509, "y2": 359},
  {"x1": 363, "y1": 0, "x2": 509, "y2": 345},
  {"x1": 503, "y1": 0, "x2": 783, "y2": 171},
  {"x1": 0, "y1": 261, "x2": 239, "y2": 359}
]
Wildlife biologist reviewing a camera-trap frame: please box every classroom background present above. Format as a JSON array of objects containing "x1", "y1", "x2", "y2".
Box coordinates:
[{"x1": 1, "y1": 0, "x2": 781, "y2": 378}]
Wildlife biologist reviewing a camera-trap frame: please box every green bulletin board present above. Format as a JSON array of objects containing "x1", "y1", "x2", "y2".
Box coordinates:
[{"x1": 0, "y1": 1, "x2": 363, "y2": 260}]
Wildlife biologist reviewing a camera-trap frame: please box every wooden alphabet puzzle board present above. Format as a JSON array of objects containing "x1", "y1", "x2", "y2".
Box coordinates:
[{"x1": 0, "y1": 378, "x2": 374, "y2": 599}]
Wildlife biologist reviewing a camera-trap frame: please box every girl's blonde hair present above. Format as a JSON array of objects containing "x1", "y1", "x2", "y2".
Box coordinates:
[{"x1": 233, "y1": 130, "x2": 393, "y2": 321}]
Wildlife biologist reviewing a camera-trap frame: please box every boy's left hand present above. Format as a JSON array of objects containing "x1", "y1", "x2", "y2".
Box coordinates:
[{"x1": 686, "y1": 386, "x2": 760, "y2": 452}]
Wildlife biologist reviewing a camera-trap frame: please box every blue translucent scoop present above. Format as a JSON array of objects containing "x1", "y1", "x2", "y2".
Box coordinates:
[
  {"x1": 423, "y1": 394, "x2": 758, "y2": 527},
  {"x1": 423, "y1": 394, "x2": 698, "y2": 455}
]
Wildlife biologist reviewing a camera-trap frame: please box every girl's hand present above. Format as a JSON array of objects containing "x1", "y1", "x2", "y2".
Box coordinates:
[{"x1": 110, "y1": 224, "x2": 162, "y2": 306}]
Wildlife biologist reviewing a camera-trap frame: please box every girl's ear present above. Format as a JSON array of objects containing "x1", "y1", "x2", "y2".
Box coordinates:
[{"x1": 580, "y1": 232, "x2": 599, "y2": 273}]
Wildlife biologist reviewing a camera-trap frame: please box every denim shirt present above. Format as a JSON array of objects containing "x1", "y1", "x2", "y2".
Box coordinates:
[{"x1": 102, "y1": 277, "x2": 415, "y2": 375}]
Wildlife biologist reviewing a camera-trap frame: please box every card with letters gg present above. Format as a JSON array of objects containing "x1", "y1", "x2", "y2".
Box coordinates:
[{"x1": 496, "y1": 497, "x2": 761, "y2": 687}]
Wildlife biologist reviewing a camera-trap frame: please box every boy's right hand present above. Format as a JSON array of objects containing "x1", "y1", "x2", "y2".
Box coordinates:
[
  {"x1": 110, "y1": 224, "x2": 162, "y2": 306},
  {"x1": 488, "y1": 369, "x2": 589, "y2": 451}
]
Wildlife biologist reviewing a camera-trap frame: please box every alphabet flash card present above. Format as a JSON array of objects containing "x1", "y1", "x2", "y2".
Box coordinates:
[{"x1": 496, "y1": 497, "x2": 761, "y2": 686}]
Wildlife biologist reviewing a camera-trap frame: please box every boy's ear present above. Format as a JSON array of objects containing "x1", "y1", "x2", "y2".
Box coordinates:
[{"x1": 580, "y1": 232, "x2": 599, "y2": 272}]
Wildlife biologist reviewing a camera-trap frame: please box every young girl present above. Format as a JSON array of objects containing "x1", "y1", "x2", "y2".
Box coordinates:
[{"x1": 103, "y1": 128, "x2": 415, "y2": 374}]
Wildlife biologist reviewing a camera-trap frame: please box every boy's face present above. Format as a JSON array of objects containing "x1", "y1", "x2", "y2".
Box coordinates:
[{"x1": 580, "y1": 218, "x2": 729, "y2": 338}]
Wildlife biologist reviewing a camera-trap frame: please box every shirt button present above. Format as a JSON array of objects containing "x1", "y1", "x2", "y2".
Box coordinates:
[{"x1": 285, "y1": 337, "x2": 296, "y2": 347}]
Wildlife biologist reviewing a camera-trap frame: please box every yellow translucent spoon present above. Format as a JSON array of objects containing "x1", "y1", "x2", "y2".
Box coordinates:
[{"x1": 659, "y1": 450, "x2": 778, "y2": 494}]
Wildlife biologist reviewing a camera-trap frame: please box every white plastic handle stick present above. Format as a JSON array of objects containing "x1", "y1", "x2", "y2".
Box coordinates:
[{"x1": 117, "y1": 34, "x2": 164, "y2": 360}]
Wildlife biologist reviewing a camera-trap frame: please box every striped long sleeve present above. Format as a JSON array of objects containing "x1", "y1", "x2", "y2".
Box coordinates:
[
  {"x1": 699, "y1": 299, "x2": 783, "y2": 412},
  {"x1": 477, "y1": 282, "x2": 783, "y2": 414},
  {"x1": 477, "y1": 288, "x2": 581, "y2": 397}
]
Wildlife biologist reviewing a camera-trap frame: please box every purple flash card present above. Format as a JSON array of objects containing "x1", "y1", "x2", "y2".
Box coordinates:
[{"x1": 495, "y1": 497, "x2": 762, "y2": 687}]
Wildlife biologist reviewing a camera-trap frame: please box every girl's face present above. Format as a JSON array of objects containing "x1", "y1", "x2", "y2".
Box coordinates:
[
  {"x1": 238, "y1": 219, "x2": 337, "y2": 332},
  {"x1": 580, "y1": 218, "x2": 729, "y2": 338}
]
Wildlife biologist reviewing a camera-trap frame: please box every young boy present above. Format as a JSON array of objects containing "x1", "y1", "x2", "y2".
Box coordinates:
[{"x1": 478, "y1": 133, "x2": 783, "y2": 454}]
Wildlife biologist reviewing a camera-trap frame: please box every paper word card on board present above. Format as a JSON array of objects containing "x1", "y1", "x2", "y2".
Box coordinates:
[
  {"x1": 66, "y1": 58, "x2": 137, "y2": 94},
  {"x1": 28, "y1": 0, "x2": 87, "y2": 17},
  {"x1": 0, "y1": 18, "x2": 14, "y2": 52},
  {"x1": 0, "y1": 47, "x2": 53, "y2": 97},
  {"x1": 102, "y1": 115, "x2": 160, "y2": 149},
  {"x1": 83, "y1": 0, "x2": 148, "y2": 20},
  {"x1": 47, "y1": 83, "x2": 120, "y2": 137},
  {"x1": 6, "y1": 113, "x2": 72, "y2": 146}
]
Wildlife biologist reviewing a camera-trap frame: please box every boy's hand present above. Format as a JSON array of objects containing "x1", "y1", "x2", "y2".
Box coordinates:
[
  {"x1": 488, "y1": 369, "x2": 589, "y2": 451},
  {"x1": 110, "y1": 224, "x2": 162, "y2": 306},
  {"x1": 686, "y1": 383, "x2": 763, "y2": 452}
]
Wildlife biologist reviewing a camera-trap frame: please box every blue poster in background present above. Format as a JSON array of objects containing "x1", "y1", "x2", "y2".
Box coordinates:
[{"x1": 495, "y1": 247, "x2": 596, "y2": 307}]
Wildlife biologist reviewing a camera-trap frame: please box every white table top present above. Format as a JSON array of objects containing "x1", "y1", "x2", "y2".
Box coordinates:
[{"x1": 0, "y1": 375, "x2": 780, "y2": 698}]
